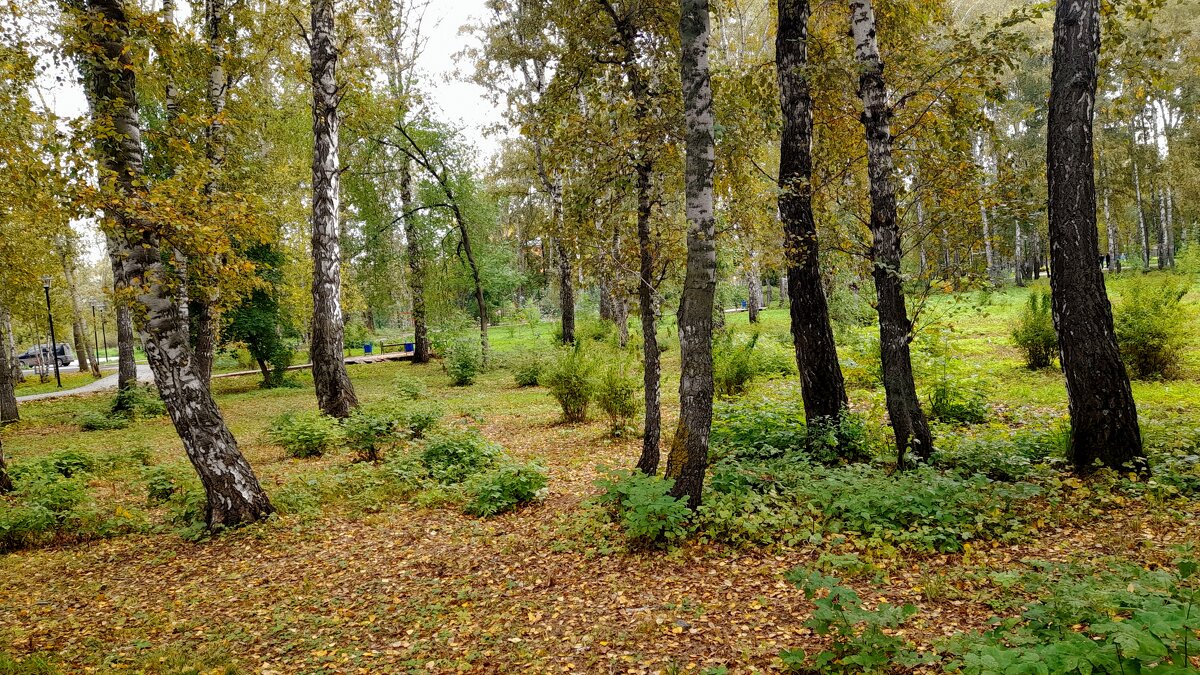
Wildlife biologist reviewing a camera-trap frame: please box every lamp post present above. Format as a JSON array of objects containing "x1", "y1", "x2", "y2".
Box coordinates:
[
  {"x1": 91, "y1": 303, "x2": 101, "y2": 369},
  {"x1": 42, "y1": 276, "x2": 61, "y2": 388},
  {"x1": 100, "y1": 306, "x2": 109, "y2": 363}
]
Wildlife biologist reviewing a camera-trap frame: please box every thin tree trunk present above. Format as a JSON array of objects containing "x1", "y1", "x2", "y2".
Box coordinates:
[
  {"x1": 4, "y1": 309, "x2": 22, "y2": 384},
  {"x1": 598, "y1": 0, "x2": 661, "y2": 474},
  {"x1": 981, "y1": 203, "x2": 994, "y2": 277},
  {"x1": 666, "y1": 0, "x2": 716, "y2": 509},
  {"x1": 746, "y1": 262, "x2": 762, "y2": 323},
  {"x1": 1014, "y1": 221, "x2": 1025, "y2": 286},
  {"x1": 61, "y1": 252, "x2": 99, "y2": 376},
  {"x1": 76, "y1": 0, "x2": 273, "y2": 526},
  {"x1": 1132, "y1": 157, "x2": 1149, "y2": 271},
  {"x1": 848, "y1": 0, "x2": 932, "y2": 466},
  {"x1": 1103, "y1": 181, "x2": 1119, "y2": 272},
  {"x1": 0, "y1": 437, "x2": 11, "y2": 494},
  {"x1": 309, "y1": 0, "x2": 358, "y2": 417},
  {"x1": 1047, "y1": 0, "x2": 1143, "y2": 473},
  {"x1": 1164, "y1": 185, "x2": 1174, "y2": 267},
  {"x1": 104, "y1": 233, "x2": 139, "y2": 392},
  {"x1": 556, "y1": 235, "x2": 575, "y2": 344},
  {"x1": 453, "y1": 203, "x2": 490, "y2": 367},
  {"x1": 0, "y1": 306, "x2": 18, "y2": 424},
  {"x1": 399, "y1": 158, "x2": 430, "y2": 363},
  {"x1": 777, "y1": 0, "x2": 848, "y2": 427},
  {"x1": 1157, "y1": 188, "x2": 1168, "y2": 270}
]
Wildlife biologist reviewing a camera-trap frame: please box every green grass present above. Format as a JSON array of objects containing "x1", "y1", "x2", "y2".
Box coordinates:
[{"x1": 12, "y1": 370, "x2": 99, "y2": 396}]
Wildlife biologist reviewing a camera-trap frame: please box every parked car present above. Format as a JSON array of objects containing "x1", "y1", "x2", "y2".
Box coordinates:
[{"x1": 17, "y1": 342, "x2": 74, "y2": 369}]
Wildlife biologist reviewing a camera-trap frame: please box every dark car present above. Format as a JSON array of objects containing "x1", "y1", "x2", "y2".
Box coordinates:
[{"x1": 18, "y1": 343, "x2": 74, "y2": 369}]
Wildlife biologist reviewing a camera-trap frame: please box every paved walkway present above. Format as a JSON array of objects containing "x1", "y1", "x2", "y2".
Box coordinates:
[
  {"x1": 14, "y1": 351, "x2": 412, "y2": 403},
  {"x1": 16, "y1": 365, "x2": 154, "y2": 403}
]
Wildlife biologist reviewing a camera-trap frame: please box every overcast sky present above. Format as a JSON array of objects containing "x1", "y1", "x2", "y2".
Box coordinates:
[{"x1": 43, "y1": 0, "x2": 503, "y2": 155}]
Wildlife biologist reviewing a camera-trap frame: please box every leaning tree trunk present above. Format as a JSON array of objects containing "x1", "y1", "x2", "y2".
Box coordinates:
[
  {"x1": 451, "y1": 203, "x2": 490, "y2": 367},
  {"x1": 76, "y1": 0, "x2": 273, "y2": 526},
  {"x1": 399, "y1": 158, "x2": 430, "y2": 363},
  {"x1": 777, "y1": 0, "x2": 849, "y2": 427},
  {"x1": 0, "y1": 436, "x2": 12, "y2": 494},
  {"x1": 309, "y1": 0, "x2": 358, "y2": 417},
  {"x1": 666, "y1": 0, "x2": 717, "y2": 510},
  {"x1": 848, "y1": 0, "x2": 932, "y2": 466},
  {"x1": 0, "y1": 306, "x2": 18, "y2": 424},
  {"x1": 1046, "y1": 0, "x2": 1143, "y2": 474}
]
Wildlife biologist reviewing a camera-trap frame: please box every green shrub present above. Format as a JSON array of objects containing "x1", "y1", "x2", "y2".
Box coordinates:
[
  {"x1": 444, "y1": 339, "x2": 482, "y2": 386},
  {"x1": 1011, "y1": 290, "x2": 1058, "y2": 369},
  {"x1": 544, "y1": 344, "x2": 595, "y2": 423},
  {"x1": 341, "y1": 406, "x2": 403, "y2": 463},
  {"x1": 0, "y1": 472, "x2": 98, "y2": 552},
  {"x1": 709, "y1": 392, "x2": 868, "y2": 465},
  {"x1": 1114, "y1": 276, "x2": 1188, "y2": 379},
  {"x1": 594, "y1": 360, "x2": 641, "y2": 436},
  {"x1": 391, "y1": 375, "x2": 427, "y2": 400},
  {"x1": 945, "y1": 558, "x2": 1200, "y2": 674},
  {"x1": 463, "y1": 460, "x2": 548, "y2": 517},
  {"x1": 112, "y1": 385, "x2": 167, "y2": 417},
  {"x1": 780, "y1": 569, "x2": 932, "y2": 673},
  {"x1": 142, "y1": 466, "x2": 178, "y2": 503},
  {"x1": 266, "y1": 411, "x2": 343, "y2": 458},
  {"x1": 928, "y1": 377, "x2": 989, "y2": 425},
  {"x1": 713, "y1": 331, "x2": 797, "y2": 398},
  {"x1": 36, "y1": 449, "x2": 96, "y2": 478},
  {"x1": 512, "y1": 351, "x2": 548, "y2": 387},
  {"x1": 576, "y1": 318, "x2": 615, "y2": 343},
  {"x1": 398, "y1": 401, "x2": 442, "y2": 439},
  {"x1": 592, "y1": 469, "x2": 691, "y2": 549},
  {"x1": 77, "y1": 411, "x2": 129, "y2": 432},
  {"x1": 419, "y1": 429, "x2": 501, "y2": 483}
]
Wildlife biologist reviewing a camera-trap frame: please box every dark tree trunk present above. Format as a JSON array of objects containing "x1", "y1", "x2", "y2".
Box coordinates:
[
  {"x1": 0, "y1": 307, "x2": 17, "y2": 424},
  {"x1": 777, "y1": 0, "x2": 849, "y2": 427},
  {"x1": 75, "y1": 0, "x2": 273, "y2": 526},
  {"x1": 599, "y1": 0, "x2": 661, "y2": 474},
  {"x1": 556, "y1": 236, "x2": 575, "y2": 344},
  {"x1": 399, "y1": 158, "x2": 430, "y2": 363},
  {"x1": 1014, "y1": 221, "x2": 1026, "y2": 286},
  {"x1": 309, "y1": 0, "x2": 358, "y2": 417},
  {"x1": 0, "y1": 437, "x2": 11, "y2": 494},
  {"x1": 1047, "y1": 0, "x2": 1143, "y2": 473},
  {"x1": 848, "y1": 0, "x2": 932, "y2": 465},
  {"x1": 666, "y1": 0, "x2": 717, "y2": 509}
]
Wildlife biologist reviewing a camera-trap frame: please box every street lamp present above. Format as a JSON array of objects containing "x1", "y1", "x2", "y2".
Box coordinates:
[{"x1": 42, "y1": 276, "x2": 61, "y2": 388}]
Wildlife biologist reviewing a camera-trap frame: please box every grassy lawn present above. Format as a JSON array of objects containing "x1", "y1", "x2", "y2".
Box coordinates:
[
  {"x1": 12, "y1": 370, "x2": 101, "y2": 397},
  {"x1": 1, "y1": 273, "x2": 1198, "y2": 673}
]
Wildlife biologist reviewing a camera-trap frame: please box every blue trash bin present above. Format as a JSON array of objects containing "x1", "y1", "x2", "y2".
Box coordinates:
[
  {"x1": 363, "y1": 342, "x2": 373, "y2": 355},
  {"x1": 404, "y1": 342, "x2": 415, "y2": 353}
]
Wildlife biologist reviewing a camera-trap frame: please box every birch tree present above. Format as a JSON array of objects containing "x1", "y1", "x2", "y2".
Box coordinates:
[
  {"x1": 67, "y1": 0, "x2": 274, "y2": 526},
  {"x1": 666, "y1": 0, "x2": 716, "y2": 509},
  {"x1": 1046, "y1": 0, "x2": 1143, "y2": 473},
  {"x1": 309, "y1": 0, "x2": 359, "y2": 417}
]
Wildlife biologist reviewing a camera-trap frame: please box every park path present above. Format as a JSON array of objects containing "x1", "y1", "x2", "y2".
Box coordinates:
[
  {"x1": 15, "y1": 364, "x2": 154, "y2": 403},
  {"x1": 14, "y1": 351, "x2": 412, "y2": 403}
]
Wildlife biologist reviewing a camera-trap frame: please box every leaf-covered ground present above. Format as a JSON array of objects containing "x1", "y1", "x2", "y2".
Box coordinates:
[{"x1": 2, "y1": 283, "x2": 1199, "y2": 673}]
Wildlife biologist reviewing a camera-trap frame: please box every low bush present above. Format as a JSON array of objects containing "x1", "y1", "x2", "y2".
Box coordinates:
[
  {"x1": 1011, "y1": 290, "x2": 1057, "y2": 369},
  {"x1": 0, "y1": 471, "x2": 101, "y2": 552},
  {"x1": 1114, "y1": 276, "x2": 1188, "y2": 379},
  {"x1": 391, "y1": 375, "x2": 427, "y2": 400},
  {"x1": 945, "y1": 558, "x2": 1200, "y2": 674},
  {"x1": 463, "y1": 460, "x2": 548, "y2": 517},
  {"x1": 419, "y1": 429, "x2": 502, "y2": 483},
  {"x1": 444, "y1": 339, "x2": 482, "y2": 386},
  {"x1": 712, "y1": 332, "x2": 796, "y2": 398},
  {"x1": 341, "y1": 406, "x2": 404, "y2": 463},
  {"x1": 112, "y1": 385, "x2": 167, "y2": 418},
  {"x1": 77, "y1": 411, "x2": 129, "y2": 432},
  {"x1": 709, "y1": 392, "x2": 869, "y2": 465},
  {"x1": 594, "y1": 360, "x2": 641, "y2": 436},
  {"x1": 142, "y1": 465, "x2": 179, "y2": 503},
  {"x1": 266, "y1": 411, "x2": 343, "y2": 458},
  {"x1": 928, "y1": 376, "x2": 989, "y2": 425},
  {"x1": 511, "y1": 351, "x2": 548, "y2": 387},
  {"x1": 780, "y1": 569, "x2": 932, "y2": 673},
  {"x1": 544, "y1": 344, "x2": 595, "y2": 423},
  {"x1": 592, "y1": 469, "x2": 690, "y2": 549}
]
